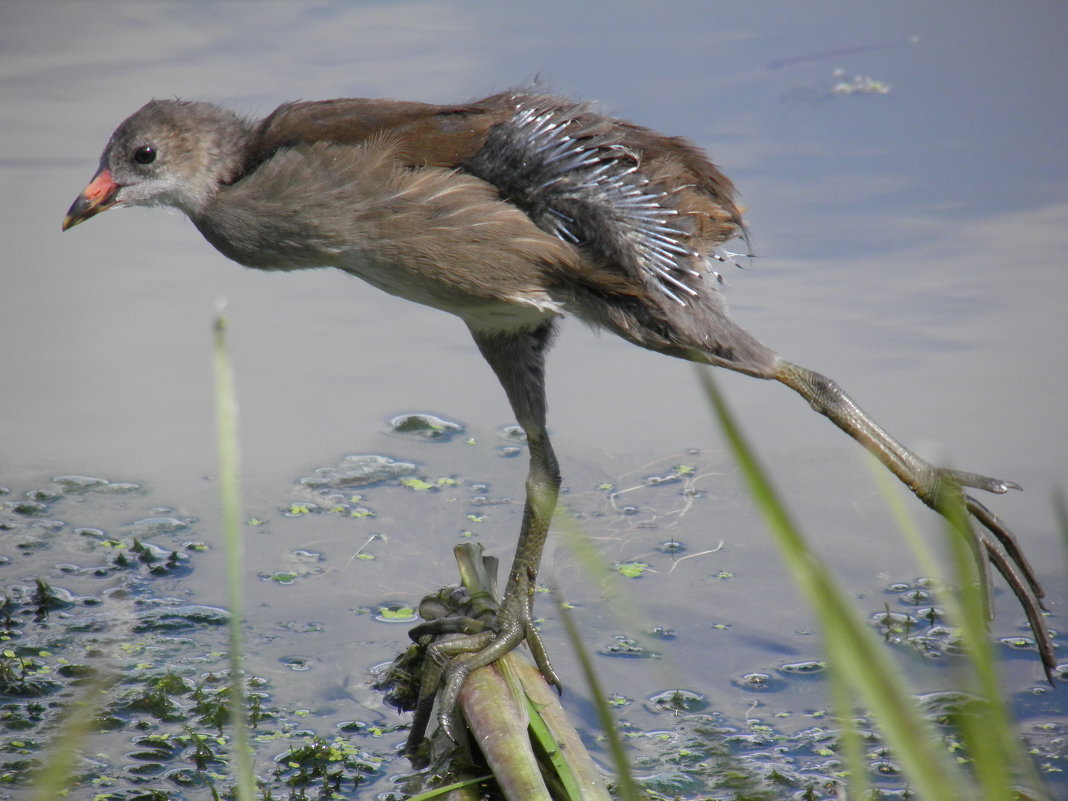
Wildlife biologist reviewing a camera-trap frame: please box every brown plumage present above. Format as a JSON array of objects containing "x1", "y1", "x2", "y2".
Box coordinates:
[{"x1": 63, "y1": 89, "x2": 1054, "y2": 748}]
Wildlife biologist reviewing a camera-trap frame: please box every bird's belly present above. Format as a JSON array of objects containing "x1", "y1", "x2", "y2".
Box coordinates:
[{"x1": 338, "y1": 247, "x2": 563, "y2": 332}]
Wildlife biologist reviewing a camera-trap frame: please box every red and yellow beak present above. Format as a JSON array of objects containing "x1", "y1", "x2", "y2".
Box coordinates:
[{"x1": 62, "y1": 167, "x2": 121, "y2": 231}]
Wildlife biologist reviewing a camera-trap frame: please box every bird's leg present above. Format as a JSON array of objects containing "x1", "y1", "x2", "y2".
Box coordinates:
[
  {"x1": 774, "y1": 360, "x2": 1056, "y2": 679},
  {"x1": 416, "y1": 322, "x2": 563, "y2": 743}
]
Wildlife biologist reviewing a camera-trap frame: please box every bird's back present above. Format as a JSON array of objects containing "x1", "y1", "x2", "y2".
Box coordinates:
[
  {"x1": 239, "y1": 91, "x2": 777, "y2": 374},
  {"x1": 250, "y1": 92, "x2": 746, "y2": 291}
]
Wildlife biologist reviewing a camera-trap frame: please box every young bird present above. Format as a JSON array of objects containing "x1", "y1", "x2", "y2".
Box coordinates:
[{"x1": 64, "y1": 90, "x2": 1055, "y2": 743}]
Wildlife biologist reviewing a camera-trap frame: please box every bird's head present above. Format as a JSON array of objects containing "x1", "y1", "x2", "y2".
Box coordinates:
[{"x1": 63, "y1": 99, "x2": 251, "y2": 230}]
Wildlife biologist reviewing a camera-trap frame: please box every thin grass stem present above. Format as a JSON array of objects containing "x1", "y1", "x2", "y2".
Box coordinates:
[{"x1": 213, "y1": 308, "x2": 257, "y2": 801}]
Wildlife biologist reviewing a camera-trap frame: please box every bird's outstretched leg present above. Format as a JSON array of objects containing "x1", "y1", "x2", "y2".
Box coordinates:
[
  {"x1": 774, "y1": 360, "x2": 1056, "y2": 679},
  {"x1": 416, "y1": 321, "x2": 564, "y2": 742}
]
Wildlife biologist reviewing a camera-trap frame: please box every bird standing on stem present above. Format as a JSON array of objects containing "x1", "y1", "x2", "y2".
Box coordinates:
[{"x1": 63, "y1": 90, "x2": 1055, "y2": 740}]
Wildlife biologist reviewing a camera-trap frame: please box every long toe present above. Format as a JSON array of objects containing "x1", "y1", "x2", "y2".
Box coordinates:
[
  {"x1": 432, "y1": 609, "x2": 553, "y2": 741},
  {"x1": 943, "y1": 468, "x2": 1022, "y2": 494}
]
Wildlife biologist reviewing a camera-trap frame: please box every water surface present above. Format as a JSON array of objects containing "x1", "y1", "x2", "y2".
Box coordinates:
[{"x1": 2, "y1": 0, "x2": 1066, "y2": 796}]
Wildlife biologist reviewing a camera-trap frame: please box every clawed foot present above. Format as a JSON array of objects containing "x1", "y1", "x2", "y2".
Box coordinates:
[
  {"x1": 775, "y1": 360, "x2": 1055, "y2": 680},
  {"x1": 925, "y1": 466, "x2": 1056, "y2": 681},
  {"x1": 427, "y1": 605, "x2": 560, "y2": 743},
  {"x1": 401, "y1": 545, "x2": 560, "y2": 757}
]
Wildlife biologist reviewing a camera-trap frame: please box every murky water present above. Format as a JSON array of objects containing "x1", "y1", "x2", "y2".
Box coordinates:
[{"x1": 2, "y1": 1, "x2": 1066, "y2": 797}]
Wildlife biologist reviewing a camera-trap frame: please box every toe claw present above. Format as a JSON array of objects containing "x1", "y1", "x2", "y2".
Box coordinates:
[
  {"x1": 942, "y1": 469, "x2": 1022, "y2": 496},
  {"x1": 983, "y1": 476, "x2": 1021, "y2": 494},
  {"x1": 438, "y1": 710, "x2": 459, "y2": 744}
]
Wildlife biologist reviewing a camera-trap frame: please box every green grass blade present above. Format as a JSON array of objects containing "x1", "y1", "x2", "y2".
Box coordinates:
[
  {"x1": 941, "y1": 497, "x2": 1024, "y2": 800},
  {"x1": 213, "y1": 309, "x2": 256, "y2": 801},
  {"x1": 526, "y1": 692, "x2": 584, "y2": 801},
  {"x1": 867, "y1": 458, "x2": 1048, "y2": 799},
  {"x1": 828, "y1": 663, "x2": 872, "y2": 801},
  {"x1": 696, "y1": 365, "x2": 972, "y2": 800},
  {"x1": 29, "y1": 669, "x2": 116, "y2": 801},
  {"x1": 553, "y1": 584, "x2": 643, "y2": 801}
]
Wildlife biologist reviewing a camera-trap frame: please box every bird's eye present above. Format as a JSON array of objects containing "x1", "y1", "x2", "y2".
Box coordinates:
[{"x1": 133, "y1": 145, "x2": 157, "y2": 165}]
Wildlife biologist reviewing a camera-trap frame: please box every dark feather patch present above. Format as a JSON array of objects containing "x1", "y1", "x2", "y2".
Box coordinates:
[{"x1": 465, "y1": 99, "x2": 704, "y2": 305}]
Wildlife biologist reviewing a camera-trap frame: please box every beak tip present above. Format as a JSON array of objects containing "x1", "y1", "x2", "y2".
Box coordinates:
[
  {"x1": 62, "y1": 196, "x2": 108, "y2": 231},
  {"x1": 63, "y1": 168, "x2": 119, "y2": 232}
]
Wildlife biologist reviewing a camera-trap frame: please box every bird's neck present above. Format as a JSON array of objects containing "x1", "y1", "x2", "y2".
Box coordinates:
[{"x1": 177, "y1": 108, "x2": 257, "y2": 217}]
